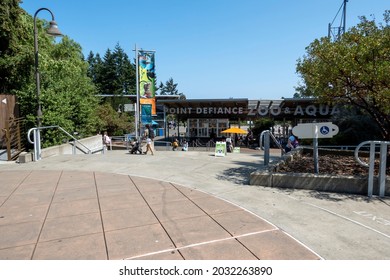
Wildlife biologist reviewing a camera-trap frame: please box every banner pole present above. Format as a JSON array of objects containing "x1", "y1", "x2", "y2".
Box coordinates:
[{"x1": 135, "y1": 44, "x2": 140, "y2": 140}]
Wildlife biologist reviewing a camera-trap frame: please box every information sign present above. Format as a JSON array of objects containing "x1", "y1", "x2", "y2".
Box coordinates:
[
  {"x1": 292, "y1": 122, "x2": 339, "y2": 139},
  {"x1": 215, "y1": 141, "x2": 226, "y2": 157}
]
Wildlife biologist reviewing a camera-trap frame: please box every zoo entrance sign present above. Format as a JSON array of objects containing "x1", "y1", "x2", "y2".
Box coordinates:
[{"x1": 164, "y1": 104, "x2": 339, "y2": 117}]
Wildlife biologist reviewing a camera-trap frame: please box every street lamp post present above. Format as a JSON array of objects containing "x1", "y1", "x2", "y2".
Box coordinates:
[{"x1": 33, "y1": 8, "x2": 62, "y2": 161}]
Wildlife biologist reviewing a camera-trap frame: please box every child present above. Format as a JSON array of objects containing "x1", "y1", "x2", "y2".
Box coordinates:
[
  {"x1": 172, "y1": 139, "x2": 179, "y2": 151},
  {"x1": 285, "y1": 135, "x2": 298, "y2": 153},
  {"x1": 182, "y1": 140, "x2": 188, "y2": 151}
]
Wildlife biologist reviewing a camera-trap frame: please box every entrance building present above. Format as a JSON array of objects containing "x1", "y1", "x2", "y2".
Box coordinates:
[
  {"x1": 157, "y1": 97, "x2": 337, "y2": 139},
  {"x1": 104, "y1": 95, "x2": 339, "y2": 139},
  {"x1": 188, "y1": 118, "x2": 229, "y2": 138}
]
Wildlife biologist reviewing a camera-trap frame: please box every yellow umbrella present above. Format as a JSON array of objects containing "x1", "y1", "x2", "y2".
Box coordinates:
[{"x1": 221, "y1": 127, "x2": 247, "y2": 134}]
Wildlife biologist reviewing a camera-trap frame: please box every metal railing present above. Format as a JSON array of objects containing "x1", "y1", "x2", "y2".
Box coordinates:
[
  {"x1": 355, "y1": 140, "x2": 389, "y2": 198},
  {"x1": 27, "y1": 125, "x2": 104, "y2": 161},
  {"x1": 260, "y1": 130, "x2": 285, "y2": 166},
  {"x1": 318, "y1": 145, "x2": 358, "y2": 150},
  {"x1": 153, "y1": 140, "x2": 172, "y2": 151},
  {"x1": 190, "y1": 139, "x2": 215, "y2": 151}
]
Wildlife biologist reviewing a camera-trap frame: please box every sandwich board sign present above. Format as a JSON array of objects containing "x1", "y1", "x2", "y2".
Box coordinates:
[
  {"x1": 292, "y1": 122, "x2": 339, "y2": 174},
  {"x1": 215, "y1": 141, "x2": 226, "y2": 157},
  {"x1": 292, "y1": 122, "x2": 339, "y2": 139}
]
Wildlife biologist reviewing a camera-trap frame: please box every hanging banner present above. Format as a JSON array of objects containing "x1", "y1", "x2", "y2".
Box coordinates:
[
  {"x1": 141, "y1": 104, "x2": 152, "y2": 125},
  {"x1": 138, "y1": 50, "x2": 156, "y2": 115}
]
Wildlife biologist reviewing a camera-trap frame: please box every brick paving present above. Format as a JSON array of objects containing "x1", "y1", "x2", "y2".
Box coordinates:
[{"x1": 0, "y1": 170, "x2": 320, "y2": 260}]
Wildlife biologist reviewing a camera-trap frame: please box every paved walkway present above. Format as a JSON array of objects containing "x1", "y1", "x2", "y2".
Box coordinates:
[
  {"x1": 0, "y1": 169, "x2": 319, "y2": 260},
  {"x1": 1, "y1": 148, "x2": 389, "y2": 260},
  {"x1": 0, "y1": 148, "x2": 321, "y2": 260}
]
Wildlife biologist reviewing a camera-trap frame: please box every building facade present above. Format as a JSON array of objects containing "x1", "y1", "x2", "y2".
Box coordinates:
[{"x1": 157, "y1": 97, "x2": 338, "y2": 139}]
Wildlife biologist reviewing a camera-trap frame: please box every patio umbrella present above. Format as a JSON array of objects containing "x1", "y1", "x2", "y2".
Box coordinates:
[{"x1": 221, "y1": 127, "x2": 247, "y2": 134}]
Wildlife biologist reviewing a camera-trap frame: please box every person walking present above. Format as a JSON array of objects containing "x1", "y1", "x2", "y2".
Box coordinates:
[
  {"x1": 103, "y1": 131, "x2": 111, "y2": 150},
  {"x1": 145, "y1": 137, "x2": 154, "y2": 155}
]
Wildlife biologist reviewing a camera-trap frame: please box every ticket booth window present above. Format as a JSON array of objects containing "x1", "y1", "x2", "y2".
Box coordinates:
[
  {"x1": 188, "y1": 119, "x2": 197, "y2": 138},
  {"x1": 217, "y1": 119, "x2": 228, "y2": 137},
  {"x1": 187, "y1": 118, "x2": 229, "y2": 138},
  {"x1": 209, "y1": 119, "x2": 217, "y2": 139},
  {"x1": 198, "y1": 119, "x2": 209, "y2": 137}
]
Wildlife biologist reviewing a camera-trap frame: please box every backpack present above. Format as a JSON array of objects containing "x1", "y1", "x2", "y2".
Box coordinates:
[{"x1": 148, "y1": 127, "x2": 155, "y2": 139}]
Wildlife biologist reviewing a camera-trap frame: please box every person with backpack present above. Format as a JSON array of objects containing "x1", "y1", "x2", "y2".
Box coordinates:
[
  {"x1": 143, "y1": 124, "x2": 155, "y2": 155},
  {"x1": 144, "y1": 136, "x2": 154, "y2": 155},
  {"x1": 145, "y1": 124, "x2": 154, "y2": 140}
]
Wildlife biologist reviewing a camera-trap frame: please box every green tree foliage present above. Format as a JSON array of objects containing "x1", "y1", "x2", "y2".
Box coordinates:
[
  {"x1": 86, "y1": 44, "x2": 137, "y2": 135},
  {"x1": 296, "y1": 11, "x2": 390, "y2": 140},
  {"x1": 1, "y1": 2, "x2": 101, "y2": 147},
  {"x1": 251, "y1": 118, "x2": 275, "y2": 140},
  {"x1": 95, "y1": 102, "x2": 134, "y2": 136},
  {"x1": 330, "y1": 106, "x2": 382, "y2": 145},
  {"x1": 158, "y1": 77, "x2": 186, "y2": 99},
  {"x1": 16, "y1": 35, "x2": 101, "y2": 147},
  {"x1": 86, "y1": 51, "x2": 104, "y2": 91},
  {"x1": 113, "y1": 44, "x2": 135, "y2": 95},
  {"x1": 86, "y1": 44, "x2": 136, "y2": 110},
  {"x1": 0, "y1": 0, "x2": 32, "y2": 93}
]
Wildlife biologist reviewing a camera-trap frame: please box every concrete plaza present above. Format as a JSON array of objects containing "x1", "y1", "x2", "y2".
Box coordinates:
[{"x1": 0, "y1": 148, "x2": 389, "y2": 259}]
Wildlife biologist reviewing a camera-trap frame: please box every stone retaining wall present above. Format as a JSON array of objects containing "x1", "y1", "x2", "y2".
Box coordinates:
[
  {"x1": 18, "y1": 135, "x2": 104, "y2": 163},
  {"x1": 41, "y1": 135, "x2": 104, "y2": 158}
]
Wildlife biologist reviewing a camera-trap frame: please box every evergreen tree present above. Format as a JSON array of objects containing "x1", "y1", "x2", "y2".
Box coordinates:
[
  {"x1": 86, "y1": 51, "x2": 97, "y2": 82},
  {"x1": 158, "y1": 77, "x2": 186, "y2": 99},
  {"x1": 100, "y1": 48, "x2": 117, "y2": 95},
  {"x1": 86, "y1": 44, "x2": 136, "y2": 97},
  {"x1": 86, "y1": 51, "x2": 104, "y2": 93},
  {"x1": 112, "y1": 43, "x2": 136, "y2": 95}
]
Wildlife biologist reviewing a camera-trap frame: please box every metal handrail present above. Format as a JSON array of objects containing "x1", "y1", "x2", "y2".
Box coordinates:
[
  {"x1": 27, "y1": 125, "x2": 96, "y2": 158},
  {"x1": 354, "y1": 140, "x2": 390, "y2": 198},
  {"x1": 269, "y1": 131, "x2": 285, "y2": 154},
  {"x1": 260, "y1": 130, "x2": 285, "y2": 155}
]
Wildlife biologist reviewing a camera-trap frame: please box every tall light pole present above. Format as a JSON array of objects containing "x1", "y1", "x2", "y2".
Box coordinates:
[
  {"x1": 33, "y1": 8, "x2": 62, "y2": 161},
  {"x1": 134, "y1": 44, "x2": 140, "y2": 140}
]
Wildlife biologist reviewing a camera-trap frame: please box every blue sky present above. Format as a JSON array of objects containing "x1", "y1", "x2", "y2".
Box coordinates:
[{"x1": 20, "y1": 0, "x2": 389, "y2": 100}]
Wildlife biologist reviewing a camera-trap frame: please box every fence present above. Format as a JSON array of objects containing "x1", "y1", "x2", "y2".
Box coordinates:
[{"x1": 1, "y1": 117, "x2": 25, "y2": 161}]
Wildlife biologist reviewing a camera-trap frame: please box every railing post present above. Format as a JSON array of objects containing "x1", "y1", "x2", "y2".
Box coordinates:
[
  {"x1": 5, "y1": 119, "x2": 11, "y2": 161},
  {"x1": 379, "y1": 143, "x2": 387, "y2": 197},
  {"x1": 32, "y1": 128, "x2": 41, "y2": 161},
  {"x1": 313, "y1": 133, "x2": 319, "y2": 174},
  {"x1": 260, "y1": 130, "x2": 270, "y2": 166},
  {"x1": 367, "y1": 142, "x2": 375, "y2": 197},
  {"x1": 16, "y1": 120, "x2": 22, "y2": 152},
  {"x1": 72, "y1": 139, "x2": 76, "y2": 155}
]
